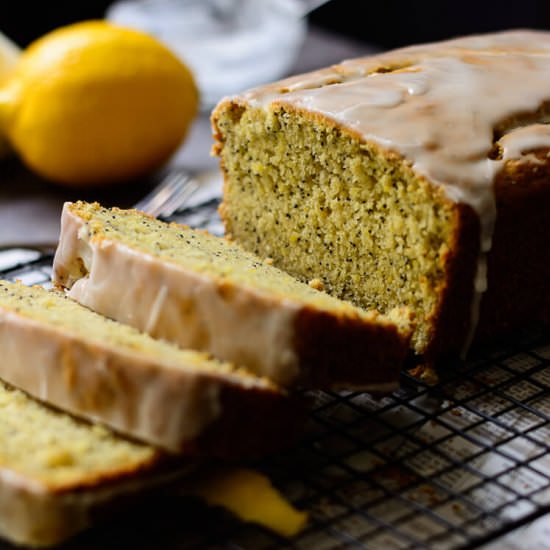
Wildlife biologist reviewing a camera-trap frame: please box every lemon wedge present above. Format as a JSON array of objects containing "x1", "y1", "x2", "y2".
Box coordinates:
[{"x1": 183, "y1": 466, "x2": 308, "y2": 537}]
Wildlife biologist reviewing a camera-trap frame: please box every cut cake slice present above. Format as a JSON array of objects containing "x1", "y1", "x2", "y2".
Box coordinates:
[
  {"x1": 53, "y1": 201, "x2": 413, "y2": 391},
  {"x1": 0, "y1": 280, "x2": 300, "y2": 455},
  {"x1": 0, "y1": 378, "x2": 187, "y2": 548}
]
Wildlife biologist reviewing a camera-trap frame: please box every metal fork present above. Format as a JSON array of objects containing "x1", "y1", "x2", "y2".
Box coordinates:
[{"x1": 133, "y1": 169, "x2": 200, "y2": 218}]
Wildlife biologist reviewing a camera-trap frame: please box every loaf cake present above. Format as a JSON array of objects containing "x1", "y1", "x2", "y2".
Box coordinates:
[
  {"x1": 0, "y1": 280, "x2": 301, "y2": 456},
  {"x1": 0, "y1": 378, "x2": 190, "y2": 547},
  {"x1": 53, "y1": 201, "x2": 412, "y2": 390},
  {"x1": 212, "y1": 29, "x2": 550, "y2": 361}
]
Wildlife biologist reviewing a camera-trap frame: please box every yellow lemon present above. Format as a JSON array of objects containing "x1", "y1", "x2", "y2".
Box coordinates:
[
  {"x1": 0, "y1": 31, "x2": 19, "y2": 86},
  {"x1": 0, "y1": 30, "x2": 20, "y2": 158},
  {"x1": 0, "y1": 21, "x2": 199, "y2": 186}
]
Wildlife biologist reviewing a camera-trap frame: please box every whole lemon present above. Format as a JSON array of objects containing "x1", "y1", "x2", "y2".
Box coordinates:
[
  {"x1": 0, "y1": 30, "x2": 20, "y2": 158},
  {"x1": 0, "y1": 21, "x2": 199, "y2": 186}
]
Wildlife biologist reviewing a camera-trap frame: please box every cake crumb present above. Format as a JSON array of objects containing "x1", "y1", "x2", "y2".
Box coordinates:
[
  {"x1": 408, "y1": 364, "x2": 439, "y2": 385},
  {"x1": 308, "y1": 278, "x2": 325, "y2": 291}
]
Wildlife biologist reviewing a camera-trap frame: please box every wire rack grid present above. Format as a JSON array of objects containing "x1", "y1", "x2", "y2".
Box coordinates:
[{"x1": 0, "y1": 199, "x2": 548, "y2": 550}]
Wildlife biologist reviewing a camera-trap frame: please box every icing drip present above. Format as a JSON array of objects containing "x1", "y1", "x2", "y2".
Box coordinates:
[
  {"x1": 240, "y1": 30, "x2": 550, "y2": 353},
  {"x1": 500, "y1": 124, "x2": 550, "y2": 160}
]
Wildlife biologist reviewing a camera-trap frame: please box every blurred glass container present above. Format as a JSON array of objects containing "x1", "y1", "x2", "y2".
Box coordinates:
[{"x1": 106, "y1": 0, "x2": 308, "y2": 110}]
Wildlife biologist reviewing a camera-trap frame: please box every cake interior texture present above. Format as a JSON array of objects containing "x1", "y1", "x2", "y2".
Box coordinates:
[
  {"x1": 215, "y1": 106, "x2": 456, "y2": 355},
  {"x1": 0, "y1": 378, "x2": 157, "y2": 493}
]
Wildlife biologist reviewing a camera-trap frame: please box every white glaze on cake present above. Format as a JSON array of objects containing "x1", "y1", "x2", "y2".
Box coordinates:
[
  {"x1": 237, "y1": 30, "x2": 550, "y2": 352},
  {"x1": 54, "y1": 205, "x2": 302, "y2": 386},
  {"x1": 0, "y1": 308, "x2": 224, "y2": 452},
  {"x1": 0, "y1": 280, "x2": 281, "y2": 452}
]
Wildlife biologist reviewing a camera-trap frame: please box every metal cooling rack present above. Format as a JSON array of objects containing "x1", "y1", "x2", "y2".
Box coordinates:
[{"x1": 0, "y1": 199, "x2": 548, "y2": 550}]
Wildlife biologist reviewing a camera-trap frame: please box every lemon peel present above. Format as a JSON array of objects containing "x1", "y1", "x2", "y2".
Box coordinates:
[
  {"x1": 0, "y1": 21, "x2": 199, "y2": 187},
  {"x1": 183, "y1": 466, "x2": 308, "y2": 537},
  {"x1": 0, "y1": 30, "x2": 20, "y2": 158}
]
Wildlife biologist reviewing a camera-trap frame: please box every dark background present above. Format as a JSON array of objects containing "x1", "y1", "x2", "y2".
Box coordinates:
[{"x1": 1, "y1": 0, "x2": 550, "y2": 49}]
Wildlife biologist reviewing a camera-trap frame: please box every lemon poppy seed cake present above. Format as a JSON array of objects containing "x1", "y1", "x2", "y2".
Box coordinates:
[
  {"x1": 212, "y1": 30, "x2": 550, "y2": 361},
  {"x1": 0, "y1": 280, "x2": 300, "y2": 456},
  {"x1": 0, "y1": 378, "x2": 186, "y2": 547},
  {"x1": 53, "y1": 201, "x2": 412, "y2": 390}
]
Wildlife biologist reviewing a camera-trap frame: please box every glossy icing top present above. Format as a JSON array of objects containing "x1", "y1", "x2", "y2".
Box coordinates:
[{"x1": 241, "y1": 30, "x2": 550, "y2": 221}]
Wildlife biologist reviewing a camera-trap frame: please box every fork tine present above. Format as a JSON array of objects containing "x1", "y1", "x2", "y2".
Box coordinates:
[
  {"x1": 133, "y1": 171, "x2": 185, "y2": 215},
  {"x1": 133, "y1": 173, "x2": 176, "y2": 215},
  {"x1": 144, "y1": 173, "x2": 189, "y2": 217},
  {"x1": 159, "y1": 177, "x2": 200, "y2": 218},
  {"x1": 133, "y1": 170, "x2": 198, "y2": 218}
]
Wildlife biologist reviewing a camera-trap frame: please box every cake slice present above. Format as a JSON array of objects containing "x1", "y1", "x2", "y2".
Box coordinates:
[
  {"x1": 53, "y1": 201, "x2": 413, "y2": 391},
  {"x1": 0, "y1": 378, "x2": 187, "y2": 548},
  {"x1": 0, "y1": 280, "x2": 300, "y2": 455}
]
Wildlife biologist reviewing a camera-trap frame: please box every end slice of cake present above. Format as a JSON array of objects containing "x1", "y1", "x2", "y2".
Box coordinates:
[
  {"x1": 0, "y1": 378, "x2": 186, "y2": 548},
  {"x1": 53, "y1": 201, "x2": 413, "y2": 391},
  {"x1": 0, "y1": 280, "x2": 301, "y2": 456}
]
